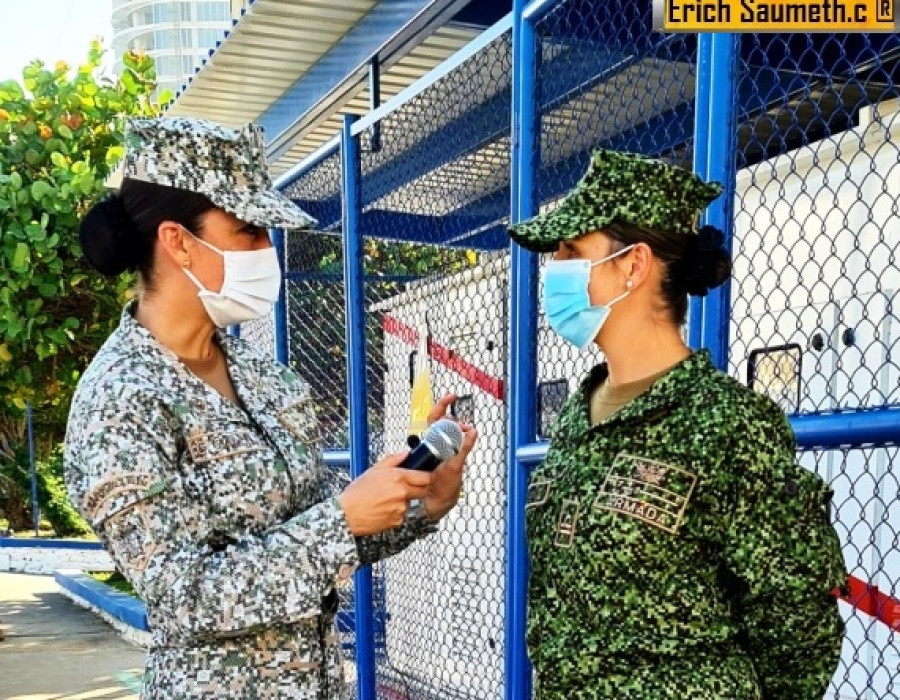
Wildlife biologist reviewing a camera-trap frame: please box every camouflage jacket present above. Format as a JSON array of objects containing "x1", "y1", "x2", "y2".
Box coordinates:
[
  {"x1": 64, "y1": 306, "x2": 435, "y2": 699},
  {"x1": 526, "y1": 350, "x2": 846, "y2": 700}
]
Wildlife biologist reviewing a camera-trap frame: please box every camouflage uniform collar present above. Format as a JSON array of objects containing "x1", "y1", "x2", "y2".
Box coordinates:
[
  {"x1": 119, "y1": 300, "x2": 225, "y2": 355},
  {"x1": 118, "y1": 301, "x2": 248, "y2": 383},
  {"x1": 581, "y1": 350, "x2": 715, "y2": 428}
]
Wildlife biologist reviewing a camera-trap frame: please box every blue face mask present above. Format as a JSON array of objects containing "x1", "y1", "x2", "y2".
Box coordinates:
[{"x1": 542, "y1": 245, "x2": 635, "y2": 350}]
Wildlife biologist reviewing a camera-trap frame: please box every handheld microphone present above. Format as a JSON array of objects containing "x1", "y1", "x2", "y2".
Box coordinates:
[{"x1": 399, "y1": 418, "x2": 464, "y2": 472}]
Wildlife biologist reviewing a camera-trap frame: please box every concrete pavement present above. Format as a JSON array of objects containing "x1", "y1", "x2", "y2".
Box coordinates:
[{"x1": 0, "y1": 572, "x2": 145, "y2": 700}]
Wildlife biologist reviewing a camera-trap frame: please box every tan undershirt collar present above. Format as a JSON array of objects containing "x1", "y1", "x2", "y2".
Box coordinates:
[{"x1": 590, "y1": 361, "x2": 681, "y2": 425}]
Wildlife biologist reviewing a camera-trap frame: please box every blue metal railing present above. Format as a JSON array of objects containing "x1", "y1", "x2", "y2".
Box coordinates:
[
  {"x1": 340, "y1": 114, "x2": 377, "y2": 700},
  {"x1": 271, "y1": 227, "x2": 289, "y2": 366},
  {"x1": 505, "y1": 1, "x2": 541, "y2": 698},
  {"x1": 698, "y1": 33, "x2": 738, "y2": 371}
]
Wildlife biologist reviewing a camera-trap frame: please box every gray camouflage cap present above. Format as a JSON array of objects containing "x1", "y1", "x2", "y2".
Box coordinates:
[
  {"x1": 121, "y1": 117, "x2": 316, "y2": 230},
  {"x1": 508, "y1": 149, "x2": 723, "y2": 253}
]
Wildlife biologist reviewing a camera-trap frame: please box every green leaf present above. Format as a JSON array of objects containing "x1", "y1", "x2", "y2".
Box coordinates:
[
  {"x1": 57, "y1": 124, "x2": 73, "y2": 139},
  {"x1": 25, "y1": 223, "x2": 47, "y2": 242},
  {"x1": 121, "y1": 70, "x2": 138, "y2": 96},
  {"x1": 11, "y1": 242, "x2": 30, "y2": 271},
  {"x1": 31, "y1": 180, "x2": 52, "y2": 200},
  {"x1": 78, "y1": 173, "x2": 96, "y2": 194},
  {"x1": 105, "y1": 145, "x2": 124, "y2": 166},
  {"x1": 50, "y1": 151, "x2": 68, "y2": 168},
  {"x1": 0, "y1": 79, "x2": 24, "y2": 100},
  {"x1": 9, "y1": 171, "x2": 22, "y2": 190}
]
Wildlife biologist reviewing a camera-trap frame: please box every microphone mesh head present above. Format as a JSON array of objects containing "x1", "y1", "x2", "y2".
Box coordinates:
[{"x1": 422, "y1": 418, "x2": 464, "y2": 462}]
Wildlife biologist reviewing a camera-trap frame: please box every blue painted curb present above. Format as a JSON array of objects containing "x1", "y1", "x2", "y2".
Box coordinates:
[
  {"x1": 1, "y1": 537, "x2": 104, "y2": 550},
  {"x1": 54, "y1": 568, "x2": 149, "y2": 631}
]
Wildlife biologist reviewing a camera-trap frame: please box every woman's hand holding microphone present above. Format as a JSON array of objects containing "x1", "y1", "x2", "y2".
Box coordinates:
[{"x1": 337, "y1": 394, "x2": 477, "y2": 536}]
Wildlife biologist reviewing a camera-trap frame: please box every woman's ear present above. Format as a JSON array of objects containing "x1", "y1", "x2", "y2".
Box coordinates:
[
  {"x1": 619, "y1": 242, "x2": 653, "y2": 289},
  {"x1": 156, "y1": 221, "x2": 191, "y2": 268}
]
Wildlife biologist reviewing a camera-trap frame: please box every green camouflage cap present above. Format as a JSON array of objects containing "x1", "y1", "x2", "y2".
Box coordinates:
[
  {"x1": 121, "y1": 117, "x2": 316, "y2": 230},
  {"x1": 508, "y1": 149, "x2": 723, "y2": 253}
]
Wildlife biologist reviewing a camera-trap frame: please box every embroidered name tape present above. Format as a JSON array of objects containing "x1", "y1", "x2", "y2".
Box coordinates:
[{"x1": 593, "y1": 453, "x2": 697, "y2": 534}]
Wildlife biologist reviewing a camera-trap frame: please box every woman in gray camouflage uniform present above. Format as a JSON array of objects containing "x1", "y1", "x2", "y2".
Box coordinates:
[
  {"x1": 65, "y1": 117, "x2": 476, "y2": 700},
  {"x1": 508, "y1": 149, "x2": 846, "y2": 700}
]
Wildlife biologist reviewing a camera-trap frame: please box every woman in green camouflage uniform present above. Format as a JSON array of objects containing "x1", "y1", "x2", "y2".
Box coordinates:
[
  {"x1": 508, "y1": 150, "x2": 846, "y2": 700},
  {"x1": 65, "y1": 117, "x2": 476, "y2": 700}
]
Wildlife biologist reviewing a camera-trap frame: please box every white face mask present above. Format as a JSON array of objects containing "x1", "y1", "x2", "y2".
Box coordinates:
[{"x1": 182, "y1": 229, "x2": 281, "y2": 328}]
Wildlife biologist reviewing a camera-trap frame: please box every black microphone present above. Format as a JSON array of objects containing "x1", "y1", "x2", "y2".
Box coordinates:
[{"x1": 399, "y1": 418, "x2": 464, "y2": 472}]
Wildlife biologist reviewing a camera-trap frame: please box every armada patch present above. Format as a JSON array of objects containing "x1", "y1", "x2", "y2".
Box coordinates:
[{"x1": 592, "y1": 453, "x2": 697, "y2": 534}]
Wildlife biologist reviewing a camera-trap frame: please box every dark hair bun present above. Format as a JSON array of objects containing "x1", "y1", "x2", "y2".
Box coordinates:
[
  {"x1": 672, "y1": 225, "x2": 732, "y2": 297},
  {"x1": 79, "y1": 195, "x2": 139, "y2": 276}
]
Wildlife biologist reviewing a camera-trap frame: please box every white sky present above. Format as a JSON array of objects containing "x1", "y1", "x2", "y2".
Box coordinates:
[{"x1": 0, "y1": 0, "x2": 113, "y2": 82}]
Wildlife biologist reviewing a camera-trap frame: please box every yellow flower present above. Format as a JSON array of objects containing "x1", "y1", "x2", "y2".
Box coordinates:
[{"x1": 39, "y1": 124, "x2": 52, "y2": 140}]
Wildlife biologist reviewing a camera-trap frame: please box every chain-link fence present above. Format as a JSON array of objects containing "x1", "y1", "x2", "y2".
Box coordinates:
[
  {"x1": 282, "y1": 151, "x2": 349, "y2": 448},
  {"x1": 265, "y1": 4, "x2": 898, "y2": 698},
  {"x1": 729, "y1": 32, "x2": 900, "y2": 700},
  {"x1": 355, "y1": 24, "x2": 513, "y2": 699}
]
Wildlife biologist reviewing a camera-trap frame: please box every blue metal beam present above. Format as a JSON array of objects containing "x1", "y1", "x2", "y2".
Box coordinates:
[
  {"x1": 340, "y1": 115, "x2": 377, "y2": 700},
  {"x1": 791, "y1": 409, "x2": 900, "y2": 450},
  {"x1": 285, "y1": 271, "x2": 418, "y2": 284},
  {"x1": 688, "y1": 35, "x2": 712, "y2": 350},
  {"x1": 699, "y1": 34, "x2": 738, "y2": 370},
  {"x1": 322, "y1": 449, "x2": 352, "y2": 467},
  {"x1": 271, "y1": 227, "x2": 289, "y2": 365},
  {"x1": 506, "y1": 1, "x2": 538, "y2": 698}
]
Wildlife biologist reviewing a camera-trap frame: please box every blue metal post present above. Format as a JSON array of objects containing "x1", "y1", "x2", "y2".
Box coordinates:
[
  {"x1": 271, "y1": 227, "x2": 290, "y2": 365},
  {"x1": 689, "y1": 36, "x2": 712, "y2": 350},
  {"x1": 506, "y1": 2, "x2": 540, "y2": 698},
  {"x1": 26, "y1": 403, "x2": 39, "y2": 536},
  {"x1": 699, "y1": 34, "x2": 738, "y2": 369},
  {"x1": 341, "y1": 114, "x2": 376, "y2": 700}
]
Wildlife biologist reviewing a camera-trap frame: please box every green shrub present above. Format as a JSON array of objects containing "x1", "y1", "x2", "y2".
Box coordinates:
[
  {"x1": 90, "y1": 570, "x2": 138, "y2": 598},
  {"x1": 36, "y1": 443, "x2": 90, "y2": 536},
  {"x1": 0, "y1": 442, "x2": 90, "y2": 536}
]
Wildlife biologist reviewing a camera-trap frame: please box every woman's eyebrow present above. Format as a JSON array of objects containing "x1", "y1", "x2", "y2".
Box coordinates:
[{"x1": 234, "y1": 223, "x2": 265, "y2": 235}]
